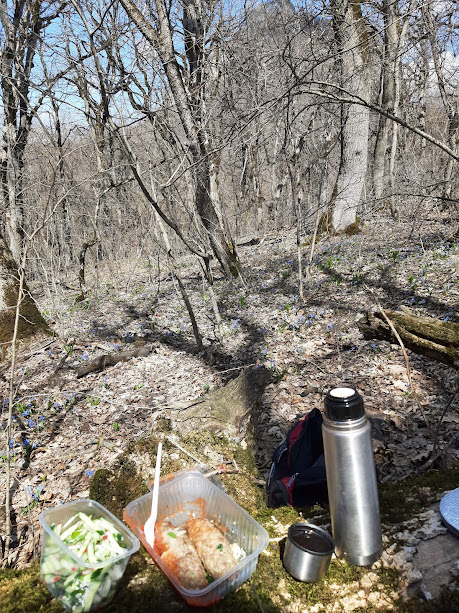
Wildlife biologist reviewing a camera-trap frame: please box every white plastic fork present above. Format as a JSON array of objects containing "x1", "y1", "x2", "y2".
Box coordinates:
[{"x1": 144, "y1": 441, "x2": 162, "y2": 548}]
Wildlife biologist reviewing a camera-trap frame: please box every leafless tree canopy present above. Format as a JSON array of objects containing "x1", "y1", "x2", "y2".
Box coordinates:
[{"x1": 0, "y1": 0, "x2": 457, "y2": 289}]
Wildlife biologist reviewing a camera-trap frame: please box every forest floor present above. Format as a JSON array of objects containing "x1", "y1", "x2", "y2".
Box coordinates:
[{"x1": 0, "y1": 207, "x2": 458, "y2": 612}]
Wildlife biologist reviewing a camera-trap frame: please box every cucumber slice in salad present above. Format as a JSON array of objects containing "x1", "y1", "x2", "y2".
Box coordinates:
[{"x1": 41, "y1": 512, "x2": 128, "y2": 612}]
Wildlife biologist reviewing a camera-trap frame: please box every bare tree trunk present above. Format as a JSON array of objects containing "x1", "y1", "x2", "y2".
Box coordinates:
[
  {"x1": 51, "y1": 98, "x2": 72, "y2": 260},
  {"x1": 422, "y1": 2, "x2": 459, "y2": 202},
  {"x1": 330, "y1": 0, "x2": 371, "y2": 233},
  {"x1": 118, "y1": 0, "x2": 242, "y2": 278},
  {"x1": 0, "y1": 0, "x2": 59, "y2": 261},
  {"x1": 150, "y1": 168, "x2": 204, "y2": 349},
  {"x1": 373, "y1": 0, "x2": 398, "y2": 202},
  {"x1": 388, "y1": 0, "x2": 414, "y2": 218},
  {"x1": 0, "y1": 230, "x2": 51, "y2": 360}
]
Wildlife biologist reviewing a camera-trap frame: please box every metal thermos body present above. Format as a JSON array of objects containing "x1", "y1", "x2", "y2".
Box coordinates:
[{"x1": 322, "y1": 387, "x2": 382, "y2": 566}]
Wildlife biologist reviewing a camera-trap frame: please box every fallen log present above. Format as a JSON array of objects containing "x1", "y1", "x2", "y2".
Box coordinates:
[
  {"x1": 76, "y1": 340, "x2": 153, "y2": 378},
  {"x1": 358, "y1": 308, "x2": 459, "y2": 369},
  {"x1": 165, "y1": 365, "x2": 272, "y2": 440}
]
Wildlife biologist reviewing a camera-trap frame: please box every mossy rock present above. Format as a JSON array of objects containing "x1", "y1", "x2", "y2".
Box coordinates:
[{"x1": 0, "y1": 565, "x2": 61, "y2": 613}]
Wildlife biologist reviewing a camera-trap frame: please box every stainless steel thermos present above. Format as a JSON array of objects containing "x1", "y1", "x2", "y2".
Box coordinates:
[{"x1": 322, "y1": 387, "x2": 382, "y2": 566}]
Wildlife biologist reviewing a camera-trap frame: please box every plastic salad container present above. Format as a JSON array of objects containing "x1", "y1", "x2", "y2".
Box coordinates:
[
  {"x1": 124, "y1": 471, "x2": 269, "y2": 607},
  {"x1": 39, "y1": 499, "x2": 140, "y2": 612}
]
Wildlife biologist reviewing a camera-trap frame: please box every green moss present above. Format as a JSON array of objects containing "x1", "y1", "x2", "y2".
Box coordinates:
[
  {"x1": 9, "y1": 552, "x2": 451, "y2": 613},
  {"x1": 89, "y1": 456, "x2": 148, "y2": 519},
  {"x1": 234, "y1": 423, "x2": 258, "y2": 475},
  {"x1": 247, "y1": 543, "x2": 400, "y2": 612},
  {"x1": 379, "y1": 464, "x2": 459, "y2": 524},
  {"x1": 0, "y1": 564, "x2": 60, "y2": 612}
]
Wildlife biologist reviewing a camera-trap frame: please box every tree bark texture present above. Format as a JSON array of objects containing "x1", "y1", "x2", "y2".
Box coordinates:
[
  {"x1": 0, "y1": 0, "x2": 48, "y2": 262},
  {"x1": 331, "y1": 0, "x2": 371, "y2": 232},
  {"x1": 358, "y1": 309, "x2": 459, "y2": 369},
  {"x1": 0, "y1": 231, "x2": 51, "y2": 359},
  {"x1": 165, "y1": 366, "x2": 272, "y2": 440},
  {"x1": 373, "y1": 0, "x2": 398, "y2": 201},
  {"x1": 422, "y1": 2, "x2": 459, "y2": 202}
]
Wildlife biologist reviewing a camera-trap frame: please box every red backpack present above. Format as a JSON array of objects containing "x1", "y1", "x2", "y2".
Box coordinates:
[{"x1": 267, "y1": 408, "x2": 328, "y2": 508}]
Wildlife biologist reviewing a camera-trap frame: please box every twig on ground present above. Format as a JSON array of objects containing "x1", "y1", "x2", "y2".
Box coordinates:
[
  {"x1": 365, "y1": 286, "x2": 433, "y2": 438},
  {"x1": 165, "y1": 435, "x2": 206, "y2": 466},
  {"x1": 251, "y1": 583, "x2": 267, "y2": 613},
  {"x1": 204, "y1": 466, "x2": 266, "y2": 487}
]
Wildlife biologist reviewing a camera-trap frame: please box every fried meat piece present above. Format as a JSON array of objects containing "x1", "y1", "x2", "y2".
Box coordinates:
[
  {"x1": 154, "y1": 519, "x2": 208, "y2": 590},
  {"x1": 185, "y1": 518, "x2": 236, "y2": 579}
]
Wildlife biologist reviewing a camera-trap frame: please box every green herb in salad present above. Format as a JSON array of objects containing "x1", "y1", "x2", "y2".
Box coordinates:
[{"x1": 205, "y1": 571, "x2": 214, "y2": 584}]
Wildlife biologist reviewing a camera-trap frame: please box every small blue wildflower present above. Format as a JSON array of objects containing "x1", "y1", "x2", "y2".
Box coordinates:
[
  {"x1": 85, "y1": 469, "x2": 94, "y2": 477},
  {"x1": 23, "y1": 438, "x2": 30, "y2": 446}
]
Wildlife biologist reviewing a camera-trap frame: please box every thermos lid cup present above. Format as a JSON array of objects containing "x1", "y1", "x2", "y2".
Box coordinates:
[
  {"x1": 283, "y1": 523, "x2": 334, "y2": 582},
  {"x1": 324, "y1": 387, "x2": 365, "y2": 421}
]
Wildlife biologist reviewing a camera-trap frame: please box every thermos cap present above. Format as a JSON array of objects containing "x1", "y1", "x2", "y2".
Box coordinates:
[{"x1": 324, "y1": 387, "x2": 365, "y2": 421}]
